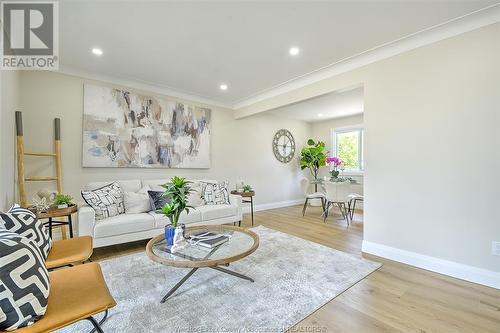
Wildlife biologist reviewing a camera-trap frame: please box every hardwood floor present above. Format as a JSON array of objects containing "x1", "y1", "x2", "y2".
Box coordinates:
[{"x1": 92, "y1": 205, "x2": 500, "y2": 333}]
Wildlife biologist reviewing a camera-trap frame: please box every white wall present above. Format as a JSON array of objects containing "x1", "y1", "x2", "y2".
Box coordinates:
[
  {"x1": 15, "y1": 71, "x2": 311, "y2": 211},
  {"x1": 0, "y1": 71, "x2": 20, "y2": 211},
  {"x1": 235, "y1": 23, "x2": 500, "y2": 286}
]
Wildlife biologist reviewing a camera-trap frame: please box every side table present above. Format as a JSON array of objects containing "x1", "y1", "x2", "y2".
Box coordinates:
[
  {"x1": 230, "y1": 191, "x2": 255, "y2": 226},
  {"x1": 35, "y1": 205, "x2": 78, "y2": 239}
]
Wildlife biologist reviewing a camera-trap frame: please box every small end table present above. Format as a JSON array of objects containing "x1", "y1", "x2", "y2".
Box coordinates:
[
  {"x1": 230, "y1": 191, "x2": 255, "y2": 226},
  {"x1": 35, "y1": 205, "x2": 78, "y2": 239}
]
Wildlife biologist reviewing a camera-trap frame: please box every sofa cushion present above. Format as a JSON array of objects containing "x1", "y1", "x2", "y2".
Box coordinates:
[
  {"x1": 195, "y1": 205, "x2": 236, "y2": 221},
  {"x1": 201, "y1": 181, "x2": 230, "y2": 205},
  {"x1": 124, "y1": 186, "x2": 151, "y2": 214},
  {"x1": 0, "y1": 204, "x2": 52, "y2": 259},
  {"x1": 81, "y1": 182, "x2": 125, "y2": 220},
  {"x1": 147, "y1": 191, "x2": 170, "y2": 211},
  {"x1": 149, "y1": 210, "x2": 201, "y2": 228},
  {"x1": 86, "y1": 180, "x2": 142, "y2": 193},
  {"x1": 94, "y1": 213, "x2": 155, "y2": 238},
  {"x1": 0, "y1": 229, "x2": 49, "y2": 330}
]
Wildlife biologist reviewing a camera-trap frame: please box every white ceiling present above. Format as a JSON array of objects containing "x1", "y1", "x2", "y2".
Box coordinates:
[
  {"x1": 268, "y1": 86, "x2": 364, "y2": 123},
  {"x1": 58, "y1": 1, "x2": 497, "y2": 106}
]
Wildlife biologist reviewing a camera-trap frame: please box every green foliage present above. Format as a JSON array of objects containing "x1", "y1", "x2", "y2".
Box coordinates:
[
  {"x1": 242, "y1": 184, "x2": 253, "y2": 192},
  {"x1": 159, "y1": 176, "x2": 193, "y2": 228},
  {"x1": 300, "y1": 139, "x2": 327, "y2": 180},
  {"x1": 53, "y1": 193, "x2": 73, "y2": 206},
  {"x1": 337, "y1": 132, "x2": 359, "y2": 170}
]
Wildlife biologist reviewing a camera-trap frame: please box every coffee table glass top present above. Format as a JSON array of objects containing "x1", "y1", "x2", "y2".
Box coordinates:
[{"x1": 147, "y1": 225, "x2": 259, "y2": 268}]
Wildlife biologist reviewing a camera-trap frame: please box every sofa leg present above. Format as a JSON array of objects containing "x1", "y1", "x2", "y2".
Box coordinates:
[{"x1": 238, "y1": 220, "x2": 241, "y2": 227}]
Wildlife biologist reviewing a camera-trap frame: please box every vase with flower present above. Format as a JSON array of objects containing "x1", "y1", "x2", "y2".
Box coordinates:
[{"x1": 326, "y1": 156, "x2": 344, "y2": 181}]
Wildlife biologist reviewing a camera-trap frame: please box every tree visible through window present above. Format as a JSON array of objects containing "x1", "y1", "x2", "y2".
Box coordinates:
[{"x1": 334, "y1": 127, "x2": 364, "y2": 171}]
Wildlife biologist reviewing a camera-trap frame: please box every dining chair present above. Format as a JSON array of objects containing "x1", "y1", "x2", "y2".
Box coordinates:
[
  {"x1": 323, "y1": 180, "x2": 351, "y2": 225},
  {"x1": 348, "y1": 193, "x2": 364, "y2": 220},
  {"x1": 299, "y1": 177, "x2": 326, "y2": 216}
]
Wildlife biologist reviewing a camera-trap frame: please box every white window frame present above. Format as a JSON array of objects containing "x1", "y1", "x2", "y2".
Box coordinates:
[{"x1": 330, "y1": 125, "x2": 364, "y2": 175}]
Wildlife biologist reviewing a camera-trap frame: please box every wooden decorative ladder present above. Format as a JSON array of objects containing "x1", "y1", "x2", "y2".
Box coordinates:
[{"x1": 15, "y1": 111, "x2": 67, "y2": 238}]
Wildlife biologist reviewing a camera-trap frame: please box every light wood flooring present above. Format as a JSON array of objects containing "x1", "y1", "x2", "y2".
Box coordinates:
[{"x1": 91, "y1": 205, "x2": 500, "y2": 333}]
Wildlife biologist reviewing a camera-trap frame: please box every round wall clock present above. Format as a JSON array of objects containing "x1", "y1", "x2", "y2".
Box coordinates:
[{"x1": 272, "y1": 129, "x2": 296, "y2": 163}]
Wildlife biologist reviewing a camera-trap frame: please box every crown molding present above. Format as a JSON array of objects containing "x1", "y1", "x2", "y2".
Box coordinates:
[
  {"x1": 233, "y1": 4, "x2": 500, "y2": 110},
  {"x1": 56, "y1": 65, "x2": 233, "y2": 109}
]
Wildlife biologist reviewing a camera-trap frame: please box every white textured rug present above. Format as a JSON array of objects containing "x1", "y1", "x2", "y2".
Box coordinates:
[{"x1": 59, "y1": 226, "x2": 380, "y2": 333}]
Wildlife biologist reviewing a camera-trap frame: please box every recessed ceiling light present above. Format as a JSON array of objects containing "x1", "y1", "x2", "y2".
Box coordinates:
[
  {"x1": 318, "y1": 113, "x2": 323, "y2": 117},
  {"x1": 219, "y1": 83, "x2": 228, "y2": 91},
  {"x1": 92, "y1": 48, "x2": 103, "y2": 56},
  {"x1": 289, "y1": 47, "x2": 300, "y2": 56}
]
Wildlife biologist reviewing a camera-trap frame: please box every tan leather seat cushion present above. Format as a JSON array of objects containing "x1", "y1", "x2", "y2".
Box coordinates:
[
  {"x1": 2, "y1": 263, "x2": 116, "y2": 333},
  {"x1": 45, "y1": 236, "x2": 93, "y2": 269}
]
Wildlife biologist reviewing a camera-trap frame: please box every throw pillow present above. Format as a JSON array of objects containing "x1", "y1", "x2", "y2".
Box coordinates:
[
  {"x1": 124, "y1": 186, "x2": 151, "y2": 214},
  {"x1": 81, "y1": 182, "x2": 125, "y2": 220},
  {"x1": 201, "y1": 181, "x2": 230, "y2": 205},
  {"x1": 187, "y1": 182, "x2": 204, "y2": 207},
  {"x1": 148, "y1": 191, "x2": 170, "y2": 211},
  {"x1": 0, "y1": 204, "x2": 52, "y2": 259},
  {"x1": 0, "y1": 229, "x2": 49, "y2": 331}
]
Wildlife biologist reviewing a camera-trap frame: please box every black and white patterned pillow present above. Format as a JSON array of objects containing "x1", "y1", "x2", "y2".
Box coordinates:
[
  {"x1": 0, "y1": 229, "x2": 50, "y2": 331},
  {"x1": 81, "y1": 182, "x2": 125, "y2": 220},
  {"x1": 201, "y1": 181, "x2": 230, "y2": 205},
  {"x1": 0, "y1": 205, "x2": 52, "y2": 259}
]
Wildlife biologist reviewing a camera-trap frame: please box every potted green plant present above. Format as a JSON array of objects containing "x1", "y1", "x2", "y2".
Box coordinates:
[
  {"x1": 300, "y1": 139, "x2": 327, "y2": 191},
  {"x1": 159, "y1": 176, "x2": 193, "y2": 246},
  {"x1": 53, "y1": 193, "x2": 74, "y2": 209},
  {"x1": 242, "y1": 184, "x2": 253, "y2": 192}
]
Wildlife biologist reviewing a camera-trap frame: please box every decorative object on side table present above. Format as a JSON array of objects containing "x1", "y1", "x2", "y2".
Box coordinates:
[
  {"x1": 158, "y1": 176, "x2": 194, "y2": 250},
  {"x1": 300, "y1": 139, "x2": 327, "y2": 191},
  {"x1": 53, "y1": 193, "x2": 74, "y2": 209},
  {"x1": 231, "y1": 189, "x2": 255, "y2": 226},
  {"x1": 272, "y1": 129, "x2": 296, "y2": 163},
  {"x1": 326, "y1": 156, "x2": 344, "y2": 181}
]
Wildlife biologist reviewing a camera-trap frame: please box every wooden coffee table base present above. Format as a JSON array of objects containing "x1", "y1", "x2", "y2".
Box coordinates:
[{"x1": 159, "y1": 243, "x2": 254, "y2": 303}]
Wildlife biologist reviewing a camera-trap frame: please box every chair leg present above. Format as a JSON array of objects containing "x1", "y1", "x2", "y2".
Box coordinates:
[
  {"x1": 350, "y1": 199, "x2": 357, "y2": 220},
  {"x1": 302, "y1": 198, "x2": 309, "y2": 216},
  {"x1": 323, "y1": 202, "x2": 331, "y2": 222},
  {"x1": 87, "y1": 309, "x2": 109, "y2": 333},
  {"x1": 321, "y1": 198, "x2": 326, "y2": 214}
]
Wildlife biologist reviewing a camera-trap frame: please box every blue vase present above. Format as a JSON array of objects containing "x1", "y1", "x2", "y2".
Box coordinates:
[{"x1": 164, "y1": 225, "x2": 175, "y2": 246}]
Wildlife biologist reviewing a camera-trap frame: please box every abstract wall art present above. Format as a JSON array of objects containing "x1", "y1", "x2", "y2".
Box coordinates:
[{"x1": 82, "y1": 84, "x2": 211, "y2": 168}]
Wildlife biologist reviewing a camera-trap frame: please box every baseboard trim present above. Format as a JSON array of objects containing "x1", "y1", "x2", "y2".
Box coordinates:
[
  {"x1": 362, "y1": 240, "x2": 500, "y2": 289},
  {"x1": 242, "y1": 199, "x2": 303, "y2": 214}
]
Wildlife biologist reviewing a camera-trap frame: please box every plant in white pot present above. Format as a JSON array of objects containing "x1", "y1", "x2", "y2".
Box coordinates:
[
  {"x1": 159, "y1": 176, "x2": 194, "y2": 249},
  {"x1": 53, "y1": 193, "x2": 74, "y2": 209}
]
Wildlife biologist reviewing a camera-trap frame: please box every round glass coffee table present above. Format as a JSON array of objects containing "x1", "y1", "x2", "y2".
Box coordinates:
[{"x1": 146, "y1": 225, "x2": 259, "y2": 303}]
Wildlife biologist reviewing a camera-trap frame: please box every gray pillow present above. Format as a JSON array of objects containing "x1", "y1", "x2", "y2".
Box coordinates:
[
  {"x1": 148, "y1": 191, "x2": 170, "y2": 211},
  {"x1": 0, "y1": 230, "x2": 49, "y2": 330}
]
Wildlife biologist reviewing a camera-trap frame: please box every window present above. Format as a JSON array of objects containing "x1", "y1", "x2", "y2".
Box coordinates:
[{"x1": 332, "y1": 127, "x2": 364, "y2": 172}]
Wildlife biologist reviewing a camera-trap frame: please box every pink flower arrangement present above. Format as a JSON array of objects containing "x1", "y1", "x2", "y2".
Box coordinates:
[
  {"x1": 327, "y1": 156, "x2": 344, "y2": 179},
  {"x1": 326, "y1": 156, "x2": 343, "y2": 168}
]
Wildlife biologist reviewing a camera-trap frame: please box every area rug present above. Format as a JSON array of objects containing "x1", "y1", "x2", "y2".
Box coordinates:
[{"x1": 58, "y1": 226, "x2": 381, "y2": 333}]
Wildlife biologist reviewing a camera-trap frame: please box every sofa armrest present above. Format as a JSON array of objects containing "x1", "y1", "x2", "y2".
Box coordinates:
[
  {"x1": 77, "y1": 205, "x2": 96, "y2": 237},
  {"x1": 229, "y1": 194, "x2": 243, "y2": 221}
]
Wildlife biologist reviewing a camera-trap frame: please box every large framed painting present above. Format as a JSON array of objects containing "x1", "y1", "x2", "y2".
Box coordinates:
[{"x1": 82, "y1": 84, "x2": 211, "y2": 168}]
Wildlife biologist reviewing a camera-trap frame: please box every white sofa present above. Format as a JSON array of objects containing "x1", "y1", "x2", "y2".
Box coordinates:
[{"x1": 77, "y1": 179, "x2": 242, "y2": 248}]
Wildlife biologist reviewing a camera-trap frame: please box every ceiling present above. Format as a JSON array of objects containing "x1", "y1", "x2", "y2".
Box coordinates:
[
  {"x1": 268, "y1": 86, "x2": 363, "y2": 123},
  {"x1": 58, "y1": 1, "x2": 497, "y2": 106}
]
